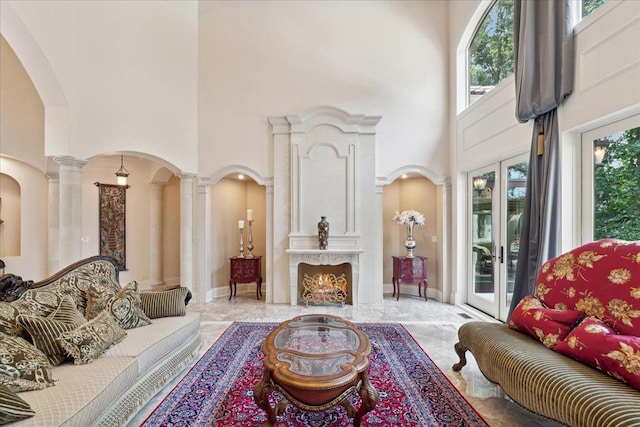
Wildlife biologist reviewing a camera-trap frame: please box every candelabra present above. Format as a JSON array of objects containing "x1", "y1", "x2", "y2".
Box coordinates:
[
  {"x1": 238, "y1": 225, "x2": 245, "y2": 258},
  {"x1": 246, "y1": 220, "x2": 255, "y2": 257}
]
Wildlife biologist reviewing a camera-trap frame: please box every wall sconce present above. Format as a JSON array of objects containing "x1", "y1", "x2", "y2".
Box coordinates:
[
  {"x1": 473, "y1": 175, "x2": 488, "y2": 195},
  {"x1": 115, "y1": 155, "x2": 130, "y2": 186},
  {"x1": 593, "y1": 142, "x2": 609, "y2": 166}
]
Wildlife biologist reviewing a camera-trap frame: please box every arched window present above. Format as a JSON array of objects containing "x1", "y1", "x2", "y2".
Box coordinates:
[
  {"x1": 468, "y1": 0, "x2": 514, "y2": 105},
  {"x1": 583, "y1": 0, "x2": 607, "y2": 18}
]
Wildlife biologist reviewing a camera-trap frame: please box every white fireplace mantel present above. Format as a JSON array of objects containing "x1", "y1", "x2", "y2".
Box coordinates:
[
  {"x1": 286, "y1": 249, "x2": 362, "y2": 306},
  {"x1": 270, "y1": 106, "x2": 381, "y2": 305}
]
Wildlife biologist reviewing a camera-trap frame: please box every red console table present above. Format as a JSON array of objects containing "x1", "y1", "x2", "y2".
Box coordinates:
[
  {"x1": 229, "y1": 256, "x2": 262, "y2": 300},
  {"x1": 392, "y1": 256, "x2": 428, "y2": 301}
]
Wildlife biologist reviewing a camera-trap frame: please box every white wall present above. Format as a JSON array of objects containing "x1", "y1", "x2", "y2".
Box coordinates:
[
  {"x1": 198, "y1": 0, "x2": 450, "y2": 181},
  {"x1": 0, "y1": 35, "x2": 45, "y2": 172},
  {"x1": 2, "y1": 0, "x2": 199, "y2": 173}
]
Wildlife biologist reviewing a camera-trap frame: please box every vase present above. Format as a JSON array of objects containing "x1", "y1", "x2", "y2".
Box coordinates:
[
  {"x1": 318, "y1": 216, "x2": 329, "y2": 250},
  {"x1": 404, "y1": 221, "x2": 416, "y2": 257}
]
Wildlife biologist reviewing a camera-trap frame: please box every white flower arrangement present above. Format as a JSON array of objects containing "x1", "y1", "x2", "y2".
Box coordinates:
[{"x1": 392, "y1": 209, "x2": 425, "y2": 226}]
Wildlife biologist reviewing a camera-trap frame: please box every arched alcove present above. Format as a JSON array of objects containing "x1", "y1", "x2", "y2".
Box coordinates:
[
  {"x1": 379, "y1": 165, "x2": 448, "y2": 302},
  {"x1": 208, "y1": 172, "x2": 267, "y2": 299},
  {"x1": 0, "y1": 173, "x2": 21, "y2": 257}
]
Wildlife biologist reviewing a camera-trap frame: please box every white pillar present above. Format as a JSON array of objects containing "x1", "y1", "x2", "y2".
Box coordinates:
[
  {"x1": 375, "y1": 184, "x2": 385, "y2": 302},
  {"x1": 46, "y1": 173, "x2": 60, "y2": 275},
  {"x1": 53, "y1": 156, "x2": 87, "y2": 268},
  {"x1": 149, "y1": 182, "x2": 165, "y2": 289},
  {"x1": 195, "y1": 179, "x2": 210, "y2": 303},
  {"x1": 180, "y1": 174, "x2": 195, "y2": 292},
  {"x1": 440, "y1": 179, "x2": 452, "y2": 304},
  {"x1": 265, "y1": 183, "x2": 274, "y2": 303}
]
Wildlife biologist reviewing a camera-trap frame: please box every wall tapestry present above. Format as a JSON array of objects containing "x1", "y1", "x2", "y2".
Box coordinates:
[{"x1": 95, "y1": 183, "x2": 127, "y2": 271}]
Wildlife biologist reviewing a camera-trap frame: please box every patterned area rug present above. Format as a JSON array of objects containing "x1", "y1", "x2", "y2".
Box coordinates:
[{"x1": 142, "y1": 322, "x2": 488, "y2": 426}]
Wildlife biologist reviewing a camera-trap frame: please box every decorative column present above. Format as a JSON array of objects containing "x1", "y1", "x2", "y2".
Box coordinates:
[
  {"x1": 440, "y1": 179, "x2": 452, "y2": 304},
  {"x1": 46, "y1": 173, "x2": 60, "y2": 275},
  {"x1": 53, "y1": 156, "x2": 87, "y2": 268},
  {"x1": 180, "y1": 174, "x2": 195, "y2": 293},
  {"x1": 265, "y1": 183, "x2": 274, "y2": 304},
  {"x1": 149, "y1": 182, "x2": 165, "y2": 289},
  {"x1": 195, "y1": 179, "x2": 211, "y2": 303}
]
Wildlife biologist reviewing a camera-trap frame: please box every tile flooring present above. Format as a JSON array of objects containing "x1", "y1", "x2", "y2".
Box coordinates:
[{"x1": 129, "y1": 293, "x2": 561, "y2": 427}]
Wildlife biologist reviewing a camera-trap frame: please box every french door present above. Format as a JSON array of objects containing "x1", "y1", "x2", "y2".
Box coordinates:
[{"x1": 468, "y1": 154, "x2": 528, "y2": 321}]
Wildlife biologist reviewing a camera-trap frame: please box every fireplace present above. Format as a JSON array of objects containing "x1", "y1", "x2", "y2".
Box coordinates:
[
  {"x1": 271, "y1": 107, "x2": 382, "y2": 305},
  {"x1": 298, "y1": 262, "x2": 352, "y2": 306},
  {"x1": 286, "y1": 249, "x2": 362, "y2": 306}
]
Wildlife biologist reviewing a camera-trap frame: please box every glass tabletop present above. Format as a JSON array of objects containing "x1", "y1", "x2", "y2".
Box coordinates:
[{"x1": 272, "y1": 315, "x2": 361, "y2": 376}]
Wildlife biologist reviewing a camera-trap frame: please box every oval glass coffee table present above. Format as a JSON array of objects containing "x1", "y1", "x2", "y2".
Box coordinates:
[{"x1": 253, "y1": 314, "x2": 379, "y2": 426}]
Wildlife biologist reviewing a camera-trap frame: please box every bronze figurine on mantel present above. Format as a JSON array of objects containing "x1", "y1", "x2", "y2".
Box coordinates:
[{"x1": 318, "y1": 216, "x2": 329, "y2": 250}]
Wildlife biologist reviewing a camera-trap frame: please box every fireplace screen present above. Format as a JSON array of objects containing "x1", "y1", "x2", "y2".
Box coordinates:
[{"x1": 298, "y1": 263, "x2": 352, "y2": 306}]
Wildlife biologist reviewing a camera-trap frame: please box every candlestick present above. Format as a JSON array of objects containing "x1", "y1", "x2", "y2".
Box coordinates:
[
  {"x1": 247, "y1": 220, "x2": 254, "y2": 257},
  {"x1": 247, "y1": 209, "x2": 253, "y2": 221},
  {"x1": 238, "y1": 225, "x2": 245, "y2": 258}
]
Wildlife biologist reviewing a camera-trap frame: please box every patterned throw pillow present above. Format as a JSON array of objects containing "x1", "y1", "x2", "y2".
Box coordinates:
[
  {"x1": 12, "y1": 290, "x2": 63, "y2": 318},
  {"x1": 0, "y1": 384, "x2": 35, "y2": 424},
  {"x1": 554, "y1": 316, "x2": 640, "y2": 390},
  {"x1": 85, "y1": 285, "x2": 118, "y2": 320},
  {"x1": 535, "y1": 239, "x2": 640, "y2": 336},
  {"x1": 58, "y1": 311, "x2": 127, "y2": 365},
  {"x1": 105, "y1": 282, "x2": 151, "y2": 329},
  {"x1": 0, "y1": 303, "x2": 24, "y2": 337},
  {"x1": 508, "y1": 294, "x2": 584, "y2": 348},
  {"x1": 16, "y1": 296, "x2": 87, "y2": 366},
  {"x1": 0, "y1": 333, "x2": 57, "y2": 392},
  {"x1": 140, "y1": 287, "x2": 190, "y2": 319}
]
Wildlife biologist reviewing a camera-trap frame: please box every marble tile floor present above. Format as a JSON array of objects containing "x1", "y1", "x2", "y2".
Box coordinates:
[{"x1": 128, "y1": 293, "x2": 562, "y2": 427}]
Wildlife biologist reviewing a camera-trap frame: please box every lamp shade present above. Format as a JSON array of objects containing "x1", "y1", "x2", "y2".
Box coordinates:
[{"x1": 115, "y1": 155, "x2": 129, "y2": 186}]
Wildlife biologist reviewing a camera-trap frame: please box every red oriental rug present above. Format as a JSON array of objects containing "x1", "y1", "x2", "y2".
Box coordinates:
[{"x1": 142, "y1": 322, "x2": 488, "y2": 426}]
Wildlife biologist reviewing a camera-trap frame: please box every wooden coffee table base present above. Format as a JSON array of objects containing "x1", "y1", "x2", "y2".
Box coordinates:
[{"x1": 253, "y1": 368, "x2": 379, "y2": 427}]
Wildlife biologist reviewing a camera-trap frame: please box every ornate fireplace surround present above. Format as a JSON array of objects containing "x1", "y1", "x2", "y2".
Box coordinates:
[
  {"x1": 270, "y1": 107, "x2": 381, "y2": 306},
  {"x1": 287, "y1": 249, "x2": 360, "y2": 305}
]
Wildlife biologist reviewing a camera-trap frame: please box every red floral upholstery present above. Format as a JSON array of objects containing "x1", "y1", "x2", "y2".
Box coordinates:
[
  {"x1": 554, "y1": 316, "x2": 640, "y2": 390},
  {"x1": 508, "y1": 294, "x2": 583, "y2": 348},
  {"x1": 535, "y1": 239, "x2": 640, "y2": 336}
]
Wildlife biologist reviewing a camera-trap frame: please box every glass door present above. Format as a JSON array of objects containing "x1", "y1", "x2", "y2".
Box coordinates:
[
  {"x1": 468, "y1": 166, "x2": 498, "y2": 317},
  {"x1": 468, "y1": 154, "x2": 528, "y2": 321}
]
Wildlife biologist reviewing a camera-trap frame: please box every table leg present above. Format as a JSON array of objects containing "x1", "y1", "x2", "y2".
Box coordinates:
[
  {"x1": 353, "y1": 371, "x2": 379, "y2": 427},
  {"x1": 257, "y1": 278, "x2": 263, "y2": 300},
  {"x1": 392, "y1": 277, "x2": 396, "y2": 298},
  {"x1": 253, "y1": 369, "x2": 277, "y2": 427},
  {"x1": 396, "y1": 280, "x2": 400, "y2": 301},
  {"x1": 228, "y1": 280, "x2": 234, "y2": 300},
  {"x1": 423, "y1": 280, "x2": 428, "y2": 301}
]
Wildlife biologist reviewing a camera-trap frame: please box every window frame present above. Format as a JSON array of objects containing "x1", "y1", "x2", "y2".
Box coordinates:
[{"x1": 580, "y1": 114, "x2": 640, "y2": 242}]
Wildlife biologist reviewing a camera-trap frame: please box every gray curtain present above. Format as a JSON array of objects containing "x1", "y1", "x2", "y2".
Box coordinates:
[{"x1": 508, "y1": 0, "x2": 575, "y2": 318}]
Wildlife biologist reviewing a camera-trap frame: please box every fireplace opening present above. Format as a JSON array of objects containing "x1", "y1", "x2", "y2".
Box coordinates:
[{"x1": 297, "y1": 262, "x2": 352, "y2": 306}]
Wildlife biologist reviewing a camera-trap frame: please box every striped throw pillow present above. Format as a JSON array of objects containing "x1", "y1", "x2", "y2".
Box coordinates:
[
  {"x1": 0, "y1": 384, "x2": 35, "y2": 424},
  {"x1": 140, "y1": 287, "x2": 189, "y2": 319},
  {"x1": 17, "y1": 296, "x2": 87, "y2": 365}
]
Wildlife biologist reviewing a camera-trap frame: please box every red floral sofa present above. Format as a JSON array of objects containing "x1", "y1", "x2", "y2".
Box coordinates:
[{"x1": 453, "y1": 239, "x2": 640, "y2": 427}]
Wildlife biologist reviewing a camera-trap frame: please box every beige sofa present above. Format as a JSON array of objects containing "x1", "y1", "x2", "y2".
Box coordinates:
[{"x1": 0, "y1": 256, "x2": 201, "y2": 427}]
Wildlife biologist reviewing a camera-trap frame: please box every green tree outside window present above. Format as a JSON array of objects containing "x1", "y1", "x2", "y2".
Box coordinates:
[
  {"x1": 594, "y1": 127, "x2": 640, "y2": 241},
  {"x1": 469, "y1": 0, "x2": 514, "y2": 103}
]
